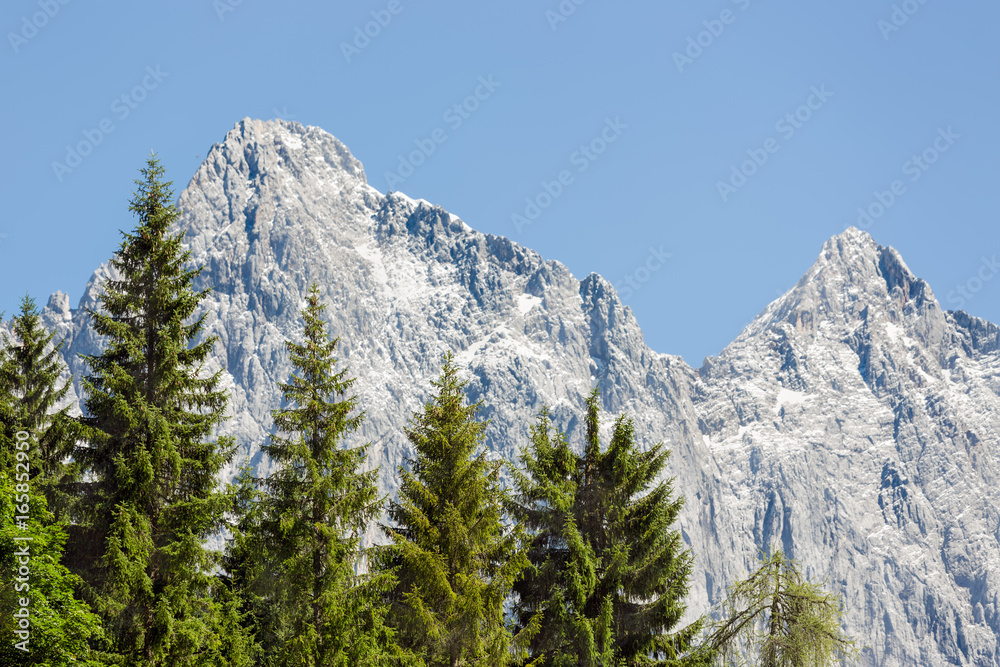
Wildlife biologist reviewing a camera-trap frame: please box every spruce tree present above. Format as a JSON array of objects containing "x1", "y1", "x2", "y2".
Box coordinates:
[
  {"x1": 377, "y1": 352, "x2": 533, "y2": 666},
  {"x1": 0, "y1": 307, "x2": 105, "y2": 665},
  {"x1": 0, "y1": 295, "x2": 79, "y2": 516},
  {"x1": 71, "y1": 155, "x2": 245, "y2": 666},
  {"x1": 229, "y1": 283, "x2": 406, "y2": 666},
  {"x1": 222, "y1": 467, "x2": 279, "y2": 662},
  {"x1": 513, "y1": 389, "x2": 703, "y2": 665},
  {"x1": 510, "y1": 408, "x2": 612, "y2": 666}
]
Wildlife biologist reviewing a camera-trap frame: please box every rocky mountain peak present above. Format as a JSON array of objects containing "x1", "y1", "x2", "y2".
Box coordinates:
[
  {"x1": 180, "y1": 119, "x2": 374, "y2": 254},
  {"x1": 32, "y1": 121, "x2": 1000, "y2": 666},
  {"x1": 730, "y1": 228, "x2": 939, "y2": 349},
  {"x1": 44, "y1": 290, "x2": 71, "y2": 319},
  {"x1": 214, "y1": 117, "x2": 366, "y2": 186}
]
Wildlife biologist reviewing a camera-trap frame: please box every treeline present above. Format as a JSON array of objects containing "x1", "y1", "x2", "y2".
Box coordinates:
[{"x1": 1, "y1": 158, "x2": 855, "y2": 666}]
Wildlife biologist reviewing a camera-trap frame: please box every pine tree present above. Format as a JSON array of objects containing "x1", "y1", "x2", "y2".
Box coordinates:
[
  {"x1": 0, "y1": 312, "x2": 9, "y2": 472},
  {"x1": 222, "y1": 465, "x2": 280, "y2": 662},
  {"x1": 0, "y1": 295, "x2": 79, "y2": 516},
  {"x1": 377, "y1": 352, "x2": 533, "y2": 666},
  {"x1": 229, "y1": 282, "x2": 407, "y2": 666},
  {"x1": 70, "y1": 154, "x2": 247, "y2": 666},
  {"x1": 513, "y1": 389, "x2": 703, "y2": 666},
  {"x1": 510, "y1": 407, "x2": 612, "y2": 667},
  {"x1": 704, "y1": 550, "x2": 856, "y2": 667},
  {"x1": 0, "y1": 307, "x2": 105, "y2": 666}
]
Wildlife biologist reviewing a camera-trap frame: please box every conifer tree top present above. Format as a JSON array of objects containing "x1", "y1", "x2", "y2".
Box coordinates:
[{"x1": 71, "y1": 155, "x2": 236, "y2": 665}]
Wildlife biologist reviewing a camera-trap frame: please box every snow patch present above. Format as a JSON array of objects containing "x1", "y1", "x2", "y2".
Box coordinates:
[
  {"x1": 449, "y1": 213, "x2": 473, "y2": 232},
  {"x1": 456, "y1": 335, "x2": 489, "y2": 366},
  {"x1": 517, "y1": 293, "x2": 541, "y2": 315},
  {"x1": 392, "y1": 191, "x2": 434, "y2": 210},
  {"x1": 775, "y1": 388, "x2": 808, "y2": 413},
  {"x1": 392, "y1": 191, "x2": 416, "y2": 206},
  {"x1": 354, "y1": 242, "x2": 388, "y2": 286}
]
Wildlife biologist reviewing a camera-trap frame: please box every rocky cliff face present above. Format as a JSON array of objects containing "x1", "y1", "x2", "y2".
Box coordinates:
[
  {"x1": 695, "y1": 230, "x2": 1000, "y2": 665},
  {"x1": 35, "y1": 119, "x2": 1000, "y2": 666}
]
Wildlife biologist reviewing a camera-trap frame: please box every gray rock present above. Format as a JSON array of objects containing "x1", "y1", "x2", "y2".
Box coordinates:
[{"x1": 35, "y1": 119, "x2": 1000, "y2": 666}]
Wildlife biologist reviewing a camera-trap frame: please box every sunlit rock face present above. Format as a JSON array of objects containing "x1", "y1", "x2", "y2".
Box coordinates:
[{"x1": 42, "y1": 119, "x2": 1000, "y2": 666}]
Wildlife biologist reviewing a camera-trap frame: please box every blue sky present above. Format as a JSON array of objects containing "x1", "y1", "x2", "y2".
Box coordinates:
[{"x1": 2, "y1": 0, "x2": 997, "y2": 366}]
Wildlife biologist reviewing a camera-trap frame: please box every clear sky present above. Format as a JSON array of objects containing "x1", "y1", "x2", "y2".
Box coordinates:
[{"x1": 2, "y1": 1, "x2": 997, "y2": 366}]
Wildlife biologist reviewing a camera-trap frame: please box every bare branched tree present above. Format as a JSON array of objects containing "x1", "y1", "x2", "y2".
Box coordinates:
[{"x1": 705, "y1": 550, "x2": 857, "y2": 667}]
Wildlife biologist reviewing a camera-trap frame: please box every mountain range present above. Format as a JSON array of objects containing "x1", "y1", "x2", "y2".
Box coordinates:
[{"x1": 32, "y1": 119, "x2": 1000, "y2": 666}]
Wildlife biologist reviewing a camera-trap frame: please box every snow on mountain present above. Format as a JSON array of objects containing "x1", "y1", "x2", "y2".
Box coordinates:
[
  {"x1": 38, "y1": 119, "x2": 1000, "y2": 666},
  {"x1": 696, "y1": 228, "x2": 1000, "y2": 665}
]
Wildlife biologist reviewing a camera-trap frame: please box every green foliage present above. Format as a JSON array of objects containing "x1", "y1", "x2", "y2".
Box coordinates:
[
  {"x1": 70, "y1": 154, "x2": 247, "y2": 666},
  {"x1": 509, "y1": 407, "x2": 610, "y2": 667},
  {"x1": 0, "y1": 295, "x2": 80, "y2": 517},
  {"x1": 511, "y1": 389, "x2": 703, "y2": 666},
  {"x1": 198, "y1": 582, "x2": 260, "y2": 667},
  {"x1": 224, "y1": 463, "x2": 282, "y2": 664},
  {"x1": 0, "y1": 310, "x2": 106, "y2": 666},
  {"x1": 377, "y1": 352, "x2": 532, "y2": 666},
  {"x1": 705, "y1": 550, "x2": 856, "y2": 667},
  {"x1": 229, "y1": 283, "x2": 408, "y2": 666},
  {"x1": 0, "y1": 460, "x2": 106, "y2": 665}
]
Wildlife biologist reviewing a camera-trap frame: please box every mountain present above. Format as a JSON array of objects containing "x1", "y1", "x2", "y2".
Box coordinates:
[
  {"x1": 34, "y1": 119, "x2": 1000, "y2": 666},
  {"x1": 695, "y1": 229, "x2": 1000, "y2": 665}
]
